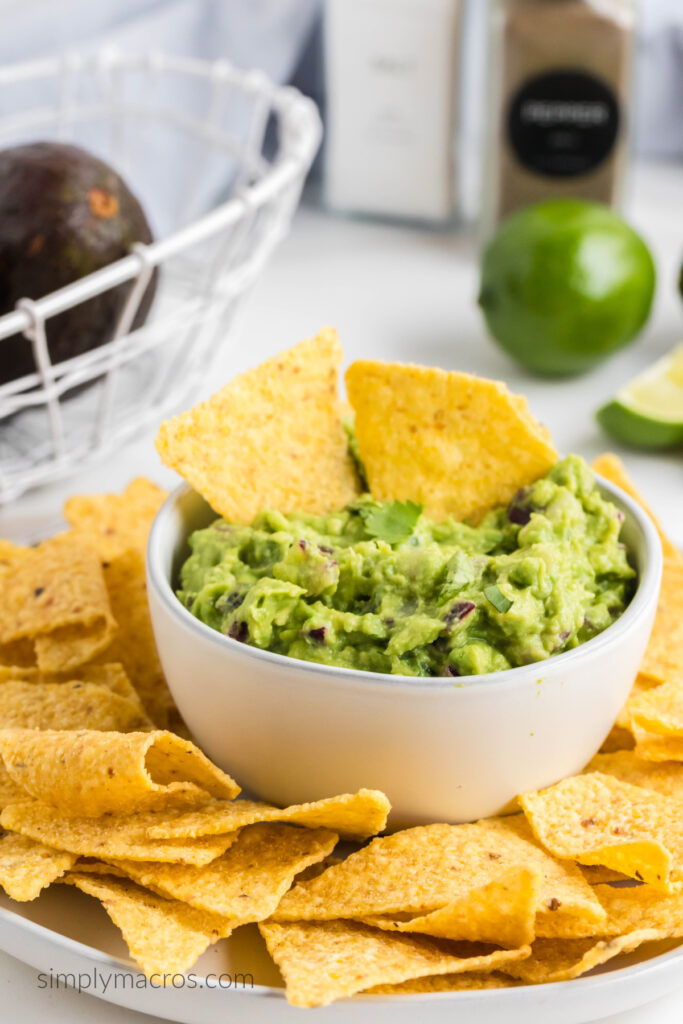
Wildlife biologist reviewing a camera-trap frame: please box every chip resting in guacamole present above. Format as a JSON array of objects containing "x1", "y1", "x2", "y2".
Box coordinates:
[{"x1": 177, "y1": 455, "x2": 635, "y2": 677}]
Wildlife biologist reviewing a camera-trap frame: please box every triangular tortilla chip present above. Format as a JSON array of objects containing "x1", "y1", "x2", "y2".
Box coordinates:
[
  {"x1": 259, "y1": 919, "x2": 530, "y2": 1007},
  {"x1": 108, "y1": 823, "x2": 338, "y2": 922},
  {"x1": 65, "y1": 872, "x2": 231, "y2": 978},
  {"x1": 520, "y1": 772, "x2": 683, "y2": 890},
  {"x1": 143, "y1": 790, "x2": 390, "y2": 842},
  {"x1": 155, "y1": 329, "x2": 361, "y2": 523},
  {"x1": 0, "y1": 832, "x2": 75, "y2": 900},
  {"x1": 274, "y1": 816, "x2": 605, "y2": 939},
  {"x1": 1, "y1": 801, "x2": 238, "y2": 865},
  {"x1": 360, "y1": 868, "x2": 540, "y2": 947},
  {"x1": 346, "y1": 360, "x2": 557, "y2": 522},
  {"x1": 0, "y1": 729, "x2": 238, "y2": 816},
  {"x1": 63, "y1": 478, "x2": 167, "y2": 561}
]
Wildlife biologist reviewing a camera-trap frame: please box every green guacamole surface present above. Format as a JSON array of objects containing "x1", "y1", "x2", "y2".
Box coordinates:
[{"x1": 177, "y1": 455, "x2": 635, "y2": 677}]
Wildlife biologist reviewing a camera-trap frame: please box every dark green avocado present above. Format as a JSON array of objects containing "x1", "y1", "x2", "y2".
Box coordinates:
[{"x1": 0, "y1": 141, "x2": 157, "y2": 387}]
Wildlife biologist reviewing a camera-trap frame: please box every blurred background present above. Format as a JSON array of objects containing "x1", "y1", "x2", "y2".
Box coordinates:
[{"x1": 0, "y1": 0, "x2": 681, "y2": 543}]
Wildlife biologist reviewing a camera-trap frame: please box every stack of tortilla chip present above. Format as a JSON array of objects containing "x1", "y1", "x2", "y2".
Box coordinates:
[
  {"x1": 0, "y1": 476, "x2": 176, "y2": 729},
  {"x1": 1, "y1": 331, "x2": 682, "y2": 1006},
  {"x1": 0, "y1": 724, "x2": 391, "y2": 981}
]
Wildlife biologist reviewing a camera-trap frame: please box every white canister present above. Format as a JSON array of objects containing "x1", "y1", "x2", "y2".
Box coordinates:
[{"x1": 324, "y1": 0, "x2": 465, "y2": 222}]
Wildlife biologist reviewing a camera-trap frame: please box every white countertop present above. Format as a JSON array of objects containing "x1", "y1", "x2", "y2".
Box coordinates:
[{"x1": 1, "y1": 160, "x2": 682, "y2": 1022}]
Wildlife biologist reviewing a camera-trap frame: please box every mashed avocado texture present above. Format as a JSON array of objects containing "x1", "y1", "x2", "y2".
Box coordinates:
[{"x1": 177, "y1": 455, "x2": 635, "y2": 677}]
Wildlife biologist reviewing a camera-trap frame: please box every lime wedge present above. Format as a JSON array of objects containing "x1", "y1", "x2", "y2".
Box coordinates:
[{"x1": 597, "y1": 345, "x2": 683, "y2": 449}]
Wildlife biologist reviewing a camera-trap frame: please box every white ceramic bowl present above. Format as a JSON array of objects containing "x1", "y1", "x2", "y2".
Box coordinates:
[{"x1": 147, "y1": 477, "x2": 662, "y2": 827}]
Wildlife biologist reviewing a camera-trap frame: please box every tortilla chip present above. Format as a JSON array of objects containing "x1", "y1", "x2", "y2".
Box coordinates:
[
  {"x1": 1, "y1": 801, "x2": 237, "y2": 865},
  {"x1": 0, "y1": 680, "x2": 152, "y2": 732},
  {"x1": 259, "y1": 919, "x2": 530, "y2": 1007},
  {"x1": 0, "y1": 535, "x2": 116, "y2": 672},
  {"x1": 0, "y1": 729, "x2": 239, "y2": 816},
  {"x1": 0, "y1": 832, "x2": 76, "y2": 900},
  {"x1": 0, "y1": 662, "x2": 145, "y2": 705},
  {"x1": 345, "y1": 360, "x2": 557, "y2": 523},
  {"x1": 360, "y1": 868, "x2": 540, "y2": 948},
  {"x1": 367, "y1": 973, "x2": 515, "y2": 994},
  {"x1": 65, "y1": 872, "x2": 231, "y2": 978},
  {"x1": 0, "y1": 540, "x2": 28, "y2": 567},
  {"x1": 63, "y1": 478, "x2": 167, "y2": 561},
  {"x1": 614, "y1": 673, "x2": 661, "y2": 731},
  {"x1": 592, "y1": 454, "x2": 681, "y2": 563},
  {"x1": 95, "y1": 551, "x2": 174, "y2": 728},
  {"x1": 155, "y1": 329, "x2": 361, "y2": 524},
  {"x1": 585, "y1": 751, "x2": 683, "y2": 801},
  {"x1": 107, "y1": 823, "x2": 338, "y2": 922},
  {"x1": 628, "y1": 676, "x2": 683, "y2": 738},
  {"x1": 640, "y1": 557, "x2": 683, "y2": 683},
  {"x1": 0, "y1": 764, "x2": 25, "y2": 810},
  {"x1": 144, "y1": 790, "x2": 390, "y2": 842},
  {"x1": 520, "y1": 771, "x2": 683, "y2": 890},
  {"x1": 498, "y1": 931, "x2": 663, "y2": 984},
  {"x1": 73, "y1": 858, "x2": 130, "y2": 878},
  {"x1": 274, "y1": 816, "x2": 606, "y2": 939},
  {"x1": 633, "y1": 731, "x2": 683, "y2": 762}
]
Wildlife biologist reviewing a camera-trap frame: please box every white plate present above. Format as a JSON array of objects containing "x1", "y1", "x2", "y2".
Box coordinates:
[{"x1": 2, "y1": 887, "x2": 683, "y2": 1024}]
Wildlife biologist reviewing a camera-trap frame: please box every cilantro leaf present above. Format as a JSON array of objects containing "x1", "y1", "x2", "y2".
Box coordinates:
[
  {"x1": 361, "y1": 500, "x2": 423, "y2": 545},
  {"x1": 484, "y1": 585, "x2": 513, "y2": 614}
]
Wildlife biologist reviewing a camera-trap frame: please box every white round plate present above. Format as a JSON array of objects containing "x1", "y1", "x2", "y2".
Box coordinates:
[{"x1": 1, "y1": 887, "x2": 683, "y2": 1024}]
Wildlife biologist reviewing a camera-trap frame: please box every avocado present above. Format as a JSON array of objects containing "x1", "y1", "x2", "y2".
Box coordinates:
[{"x1": 0, "y1": 141, "x2": 157, "y2": 388}]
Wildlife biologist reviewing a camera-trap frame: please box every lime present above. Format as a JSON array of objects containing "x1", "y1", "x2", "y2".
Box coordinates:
[
  {"x1": 597, "y1": 344, "x2": 683, "y2": 449},
  {"x1": 479, "y1": 200, "x2": 656, "y2": 376}
]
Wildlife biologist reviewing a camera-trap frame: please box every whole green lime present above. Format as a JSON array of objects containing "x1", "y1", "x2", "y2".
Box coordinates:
[{"x1": 478, "y1": 200, "x2": 656, "y2": 376}]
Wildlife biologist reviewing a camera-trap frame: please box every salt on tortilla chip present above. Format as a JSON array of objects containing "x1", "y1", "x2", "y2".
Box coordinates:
[
  {"x1": 1, "y1": 801, "x2": 238, "y2": 865},
  {"x1": 144, "y1": 790, "x2": 390, "y2": 842},
  {"x1": 0, "y1": 832, "x2": 76, "y2": 900},
  {"x1": 360, "y1": 868, "x2": 540, "y2": 948},
  {"x1": 274, "y1": 816, "x2": 605, "y2": 939},
  {"x1": 95, "y1": 551, "x2": 174, "y2": 728},
  {"x1": 155, "y1": 329, "x2": 361, "y2": 524},
  {"x1": 64, "y1": 872, "x2": 231, "y2": 979},
  {"x1": 498, "y1": 931, "x2": 664, "y2": 984},
  {"x1": 585, "y1": 751, "x2": 683, "y2": 802},
  {"x1": 520, "y1": 772, "x2": 683, "y2": 891},
  {"x1": 63, "y1": 478, "x2": 167, "y2": 561},
  {"x1": 0, "y1": 680, "x2": 152, "y2": 732},
  {"x1": 259, "y1": 919, "x2": 530, "y2": 1007},
  {"x1": 0, "y1": 729, "x2": 239, "y2": 816},
  {"x1": 592, "y1": 453, "x2": 681, "y2": 563},
  {"x1": 345, "y1": 360, "x2": 557, "y2": 523},
  {"x1": 0, "y1": 535, "x2": 116, "y2": 672},
  {"x1": 367, "y1": 973, "x2": 515, "y2": 994},
  {"x1": 107, "y1": 823, "x2": 338, "y2": 922}
]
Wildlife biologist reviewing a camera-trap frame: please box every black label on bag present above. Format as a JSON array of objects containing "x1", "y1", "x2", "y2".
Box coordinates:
[{"x1": 507, "y1": 70, "x2": 620, "y2": 178}]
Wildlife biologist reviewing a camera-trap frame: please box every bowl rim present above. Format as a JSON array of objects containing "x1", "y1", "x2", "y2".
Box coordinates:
[{"x1": 147, "y1": 473, "x2": 663, "y2": 693}]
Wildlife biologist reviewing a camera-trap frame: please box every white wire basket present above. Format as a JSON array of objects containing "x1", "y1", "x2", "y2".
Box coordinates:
[{"x1": 0, "y1": 49, "x2": 321, "y2": 504}]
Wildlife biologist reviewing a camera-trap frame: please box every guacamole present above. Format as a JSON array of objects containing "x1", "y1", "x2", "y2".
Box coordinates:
[{"x1": 177, "y1": 455, "x2": 635, "y2": 677}]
